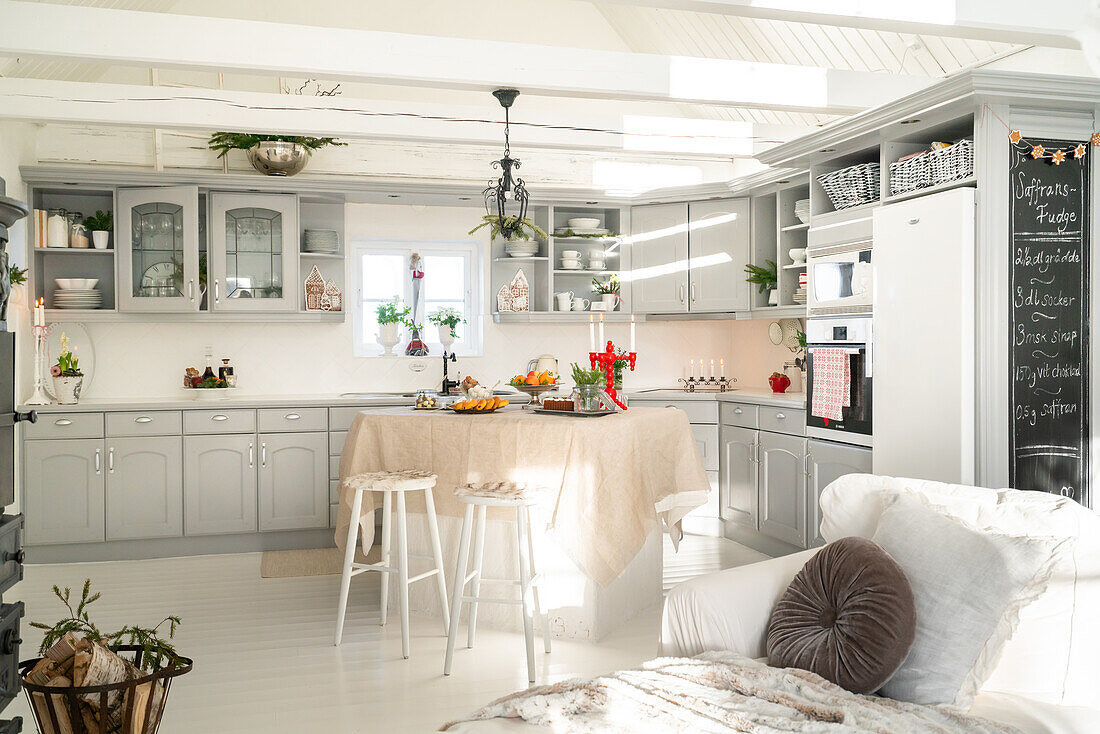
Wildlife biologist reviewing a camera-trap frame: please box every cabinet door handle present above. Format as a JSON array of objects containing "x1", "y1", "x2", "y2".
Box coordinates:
[
  {"x1": 908, "y1": 217, "x2": 920, "y2": 225},
  {"x1": 108, "y1": 447, "x2": 114, "y2": 473},
  {"x1": 678, "y1": 284, "x2": 685, "y2": 304},
  {"x1": 188, "y1": 280, "x2": 194, "y2": 301},
  {"x1": 54, "y1": 419, "x2": 72, "y2": 426},
  {"x1": 249, "y1": 442, "x2": 254, "y2": 468},
  {"x1": 214, "y1": 279, "x2": 220, "y2": 304},
  {"x1": 284, "y1": 413, "x2": 301, "y2": 421},
  {"x1": 690, "y1": 283, "x2": 697, "y2": 302},
  {"x1": 775, "y1": 412, "x2": 786, "y2": 420},
  {"x1": 733, "y1": 407, "x2": 743, "y2": 415},
  {"x1": 804, "y1": 451, "x2": 813, "y2": 479},
  {"x1": 94, "y1": 449, "x2": 101, "y2": 474},
  {"x1": 212, "y1": 414, "x2": 229, "y2": 422},
  {"x1": 134, "y1": 416, "x2": 153, "y2": 424},
  {"x1": 261, "y1": 442, "x2": 267, "y2": 468},
  {"x1": 749, "y1": 440, "x2": 759, "y2": 465}
]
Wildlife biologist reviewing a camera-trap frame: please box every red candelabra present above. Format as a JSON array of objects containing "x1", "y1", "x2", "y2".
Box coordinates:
[{"x1": 590, "y1": 340, "x2": 636, "y2": 411}]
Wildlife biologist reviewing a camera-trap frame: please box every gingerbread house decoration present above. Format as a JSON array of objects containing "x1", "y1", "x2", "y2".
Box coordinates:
[
  {"x1": 508, "y1": 270, "x2": 530, "y2": 312},
  {"x1": 497, "y1": 284, "x2": 514, "y2": 312},
  {"x1": 323, "y1": 279, "x2": 343, "y2": 312},
  {"x1": 304, "y1": 266, "x2": 326, "y2": 311}
]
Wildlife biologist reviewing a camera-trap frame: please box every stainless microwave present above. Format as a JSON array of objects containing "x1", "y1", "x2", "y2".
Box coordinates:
[{"x1": 806, "y1": 245, "x2": 872, "y2": 316}]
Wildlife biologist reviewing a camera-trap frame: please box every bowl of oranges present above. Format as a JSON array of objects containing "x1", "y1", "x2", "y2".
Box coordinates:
[{"x1": 509, "y1": 370, "x2": 559, "y2": 402}]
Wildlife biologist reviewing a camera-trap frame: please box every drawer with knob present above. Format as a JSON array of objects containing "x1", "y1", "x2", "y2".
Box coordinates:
[
  {"x1": 23, "y1": 412, "x2": 103, "y2": 440},
  {"x1": 0, "y1": 515, "x2": 23, "y2": 597},
  {"x1": 719, "y1": 402, "x2": 758, "y2": 429},
  {"x1": 759, "y1": 407, "x2": 806, "y2": 436},
  {"x1": 183, "y1": 409, "x2": 256, "y2": 435},
  {"x1": 0, "y1": 602, "x2": 24, "y2": 713},
  {"x1": 258, "y1": 408, "x2": 327, "y2": 433},
  {"x1": 106, "y1": 411, "x2": 182, "y2": 437}
]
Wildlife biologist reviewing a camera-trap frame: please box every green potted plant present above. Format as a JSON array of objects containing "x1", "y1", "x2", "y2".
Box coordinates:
[
  {"x1": 571, "y1": 362, "x2": 605, "y2": 412},
  {"x1": 208, "y1": 133, "x2": 347, "y2": 176},
  {"x1": 592, "y1": 276, "x2": 620, "y2": 311},
  {"x1": 50, "y1": 332, "x2": 83, "y2": 404},
  {"x1": 82, "y1": 210, "x2": 112, "y2": 250},
  {"x1": 376, "y1": 298, "x2": 411, "y2": 356},
  {"x1": 744, "y1": 259, "x2": 779, "y2": 306},
  {"x1": 468, "y1": 215, "x2": 548, "y2": 242},
  {"x1": 428, "y1": 307, "x2": 465, "y2": 351}
]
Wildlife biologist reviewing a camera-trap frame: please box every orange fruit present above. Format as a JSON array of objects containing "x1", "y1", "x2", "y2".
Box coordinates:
[
  {"x1": 526, "y1": 370, "x2": 538, "y2": 380},
  {"x1": 526, "y1": 375, "x2": 539, "y2": 386}
]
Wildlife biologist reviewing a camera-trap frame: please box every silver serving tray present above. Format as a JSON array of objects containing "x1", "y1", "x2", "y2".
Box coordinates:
[{"x1": 531, "y1": 407, "x2": 614, "y2": 418}]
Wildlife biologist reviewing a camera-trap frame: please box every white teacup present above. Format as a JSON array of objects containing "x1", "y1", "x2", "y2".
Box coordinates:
[
  {"x1": 560, "y1": 250, "x2": 581, "y2": 259},
  {"x1": 571, "y1": 297, "x2": 591, "y2": 311},
  {"x1": 555, "y1": 291, "x2": 575, "y2": 311},
  {"x1": 588, "y1": 260, "x2": 606, "y2": 270}
]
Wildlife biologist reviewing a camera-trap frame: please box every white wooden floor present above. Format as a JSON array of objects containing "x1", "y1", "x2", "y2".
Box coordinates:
[{"x1": 8, "y1": 533, "x2": 767, "y2": 733}]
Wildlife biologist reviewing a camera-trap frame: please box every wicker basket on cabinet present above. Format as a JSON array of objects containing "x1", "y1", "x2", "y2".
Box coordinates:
[
  {"x1": 889, "y1": 153, "x2": 932, "y2": 196},
  {"x1": 928, "y1": 139, "x2": 974, "y2": 186},
  {"x1": 816, "y1": 162, "x2": 881, "y2": 210}
]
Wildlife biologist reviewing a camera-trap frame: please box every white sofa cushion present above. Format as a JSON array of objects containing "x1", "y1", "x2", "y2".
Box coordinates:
[
  {"x1": 820, "y1": 474, "x2": 1100, "y2": 708},
  {"x1": 872, "y1": 491, "x2": 1063, "y2": 707}
]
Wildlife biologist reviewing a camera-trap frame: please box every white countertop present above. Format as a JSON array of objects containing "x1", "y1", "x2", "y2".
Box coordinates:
[{"x1": 628, "y1": 387, "x2": 806, "y2": 409}]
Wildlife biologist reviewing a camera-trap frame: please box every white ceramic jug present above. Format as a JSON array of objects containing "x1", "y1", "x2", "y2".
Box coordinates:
[{"x1": 526, "y1": 354, "x2": 559, "y2": 376}]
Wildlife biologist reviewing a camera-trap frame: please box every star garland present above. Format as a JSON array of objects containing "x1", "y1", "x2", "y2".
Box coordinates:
[{"x1": 1009, "y1": 129, "x2": 1092, "y2": 165}]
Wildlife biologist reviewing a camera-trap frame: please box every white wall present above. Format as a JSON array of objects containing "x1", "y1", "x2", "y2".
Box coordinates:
[{"x1": 29, "y1": 203, "x2": 790, "y2": 400}]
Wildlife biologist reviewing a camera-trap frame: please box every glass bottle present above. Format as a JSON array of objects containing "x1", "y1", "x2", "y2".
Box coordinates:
[
  {"x1": 218, "y1": 358, "x2": 235, "y2": 387},
  {"x1": 68, "y1": 212, "x2": 88, "y2": 249},
  {"x1": 46, "y1": 208, "x2": 68, "y2": 248},
  {"x1": 201, "y1": 348, "x2": 216, "y2": 381}
]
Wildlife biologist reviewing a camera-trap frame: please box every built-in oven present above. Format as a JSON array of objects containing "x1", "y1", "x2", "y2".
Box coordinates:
[
  {"x1": 805, "y1": 316, "x2": 872, "y2": 447},
  {"x1": 806, "y1": 244, "x2": 872, "y2": 317}
]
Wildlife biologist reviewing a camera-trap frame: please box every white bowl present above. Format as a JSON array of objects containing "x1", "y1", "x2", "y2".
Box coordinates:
[
  {"x1": 55, "y1": 278, "x2": 99, "y2": 290},
  {"x1": 567, "y1": 218, "x2": 601, "y2": 229},
  {"x1": 789, "y1": 248, "x2": 808, "y2": 263}
]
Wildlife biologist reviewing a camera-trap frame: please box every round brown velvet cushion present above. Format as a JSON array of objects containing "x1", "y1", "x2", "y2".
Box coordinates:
[{"x1": 766, "y1": 537, "x2": 917, "y2": 694}]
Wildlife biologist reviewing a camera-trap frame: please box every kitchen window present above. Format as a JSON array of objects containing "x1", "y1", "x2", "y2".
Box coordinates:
[{"x1": 351, "y1": 240, "x2": 482, "y2": 357}]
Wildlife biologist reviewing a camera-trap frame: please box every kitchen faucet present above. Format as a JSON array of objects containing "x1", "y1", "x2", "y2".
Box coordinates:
[{"x1": 441, "y1": 350, "x2": 459, "y2": 395}]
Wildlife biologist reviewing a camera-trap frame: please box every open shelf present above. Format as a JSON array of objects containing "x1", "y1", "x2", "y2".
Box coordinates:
[
  {"x1": 299, "y1": 252, "x2": 343, "y2": 260},
  {"x1": 44, "y1": 309, "x2": 345, "y2": 323},
  {"x1": 883, "y1": 175, "x2": 976, "y2": 205},
  {"x1": 782, "y1": 263, "x2": 807, "y2": 270},
  {"x1": 493, "y1": 311, "x2": 639, "y2": 323},
  {"x1": 493, "y1": 256, "x2": 548, "y2": 263},
  {"x1": 780, "y1": 222, "x2": 809, "y2": 232},
  {"x1": 35, "y1": 248, "x2": 115, "y2": 256}
]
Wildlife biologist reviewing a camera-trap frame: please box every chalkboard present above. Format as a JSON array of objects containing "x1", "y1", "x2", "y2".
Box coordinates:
[{"x1": 1009, "y1": 137, "x2": 1090, "y2": 508}]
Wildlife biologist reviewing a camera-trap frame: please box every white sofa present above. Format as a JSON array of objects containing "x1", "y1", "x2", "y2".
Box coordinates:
[{"x1": 661, "y1": 474, "x2": 1100, "y2": 734}]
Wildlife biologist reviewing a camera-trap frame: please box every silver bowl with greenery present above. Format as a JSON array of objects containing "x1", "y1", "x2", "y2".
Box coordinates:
[{"x1": 208, "y1": 133, "x2": 347, "y2": 177}]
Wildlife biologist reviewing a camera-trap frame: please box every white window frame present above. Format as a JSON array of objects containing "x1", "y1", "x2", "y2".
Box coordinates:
[{"x1": 351, "y1": 238, "x2": 483, "y2": 358}]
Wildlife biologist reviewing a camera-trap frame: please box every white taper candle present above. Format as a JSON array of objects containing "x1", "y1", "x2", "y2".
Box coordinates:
[
  {"x1": 630, "y1": 314, "x2": 636, "y2": 352},
  {"x1": 589, "y1": 315, "x2": 595, "y2": 352}
]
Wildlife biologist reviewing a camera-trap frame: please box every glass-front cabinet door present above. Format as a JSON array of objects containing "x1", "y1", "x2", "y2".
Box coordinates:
[
  {"x1": 117, "y1": 185, "x2": 200, "y2": 312},
  {"x1": 209, "y1": 193, "x2": 299, "y2": 312}
]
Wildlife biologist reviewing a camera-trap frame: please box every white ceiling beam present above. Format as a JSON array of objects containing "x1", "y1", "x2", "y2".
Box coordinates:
[
  {"x1": 0, "y1": 77, "x2": 807, "y2": 158},
  {"x1": 593, "y1": 0, "x2": 1083, "y2": 49},
  {"x1": 0, "y1": 0, "x2": 930, "y2": 114}
]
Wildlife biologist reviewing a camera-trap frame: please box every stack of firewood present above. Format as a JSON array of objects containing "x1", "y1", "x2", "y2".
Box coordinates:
[{"x1": 24, "y1": 632, "x2": 162, "y2": 733}]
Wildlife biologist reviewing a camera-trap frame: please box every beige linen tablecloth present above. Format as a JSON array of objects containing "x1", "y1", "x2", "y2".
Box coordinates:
[{"x1": 335, "y1": 406, "x2": 709, "y2": 587}]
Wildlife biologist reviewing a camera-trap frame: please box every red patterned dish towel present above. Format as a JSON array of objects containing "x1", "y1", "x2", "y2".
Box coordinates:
[{"x1": 811, "y1": 348, "x2": 850, "y2": 421}]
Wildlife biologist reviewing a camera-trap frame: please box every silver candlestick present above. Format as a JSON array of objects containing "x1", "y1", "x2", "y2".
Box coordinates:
[
  {"x1": 25, "y1": 322, "x2": 53, "y2": 405},
  {"x1": 678, "y1": 375, "x2": 737, "y2": 393}
]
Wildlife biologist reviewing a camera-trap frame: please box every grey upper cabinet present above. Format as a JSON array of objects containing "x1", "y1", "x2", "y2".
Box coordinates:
[
  {"x1": 184, "y1": 434, "x2": 257, "y2": 536},
  {"x1": 758, "y1": 431, "x2": 807, "y2": 548},
  {"x1": 105, "y1": 436, "x2": 183, "y2": 540},
  {"x1": 24, "y1": 439, "x2": 105, "y2": 545},
  {"x1": 258, "y1": 432, "x2": 328, "y2": 531},
  {"x1": 630, "y1": 203, "x2": 689, "y2": 313},
  {"x1": 688, "y1": 198, "x2": 751, "y2": 312},
  {"x1": 719, "y1": 425, "x2": 757, "y2": 529},
  {"x1": 208, "y1": 193, "x2": 299, "y2": 312},
  {"x1": 117, "y1": 185, "x2": 201, "y2": 313},
  {"x1": 806, "y1": 439, "x2": 872, "y2": 548}
]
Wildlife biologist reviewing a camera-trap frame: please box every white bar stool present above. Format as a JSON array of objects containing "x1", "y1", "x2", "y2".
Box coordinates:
[
  {"x1": 444, "y1": 482, "x2": 552, "y2": 683},
  {"x1": 334, "y1": 470, "x2": 450, "y2": 659}
]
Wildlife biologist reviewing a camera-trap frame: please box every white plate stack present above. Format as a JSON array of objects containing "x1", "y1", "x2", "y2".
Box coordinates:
[
  {"x1": 54, "y1": 279, "x2": 102, "y2": 309},
  {"x1": 793, "y1": 272, "x2": 808, "y2": 304},
  {"x1": 303, "y1": 229, "x2": 340, "y2": 254},
  {"x1": 505, "y1": 241, "x2": 539, "y2": 258},
  {"x1": 794, "y1": 199, "x2": 810, "y2": 224}
]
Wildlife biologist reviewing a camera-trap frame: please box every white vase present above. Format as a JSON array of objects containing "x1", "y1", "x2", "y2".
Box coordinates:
[
  {"x1": 92, "y1": 231, "x2": 110, "y2": 250},
  {"x1": 53, "y1": 375, "x2": 83, "y2": 405},
  {"x1": 438, "y1": 326, "x2": 456, "y2": 352},
  {"x1": 601, "y1": 293, "x2": 618, "y2": 311},
  {"x1": 378, "y1": 322, "x2": 400, "y2": 356},
  {"x1": 768, "y1": 289, "x2": 779, "y2": 306}
]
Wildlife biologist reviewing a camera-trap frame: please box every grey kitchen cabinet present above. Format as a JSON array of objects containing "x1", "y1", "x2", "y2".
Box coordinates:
[
  {"x1": 208, "y1": 192, "x2": 300, "y2": 312},
  {"x1": 116, "y1": 185, "x2": 201, "y2": 313},
  {"x1": 105, "y1": 436, "x2": 183, "y2": 540},
  {"x1": 24, "y1": 439, "x2": 105, "y2": 545},
  {"x1": 630, "y1": 203, "x2": 689, "y2": 313},
  {"x1": 184, "y1": 434, "x2": 257, "y2": 536},
  {"x1": 258, "y1": 432, "x2": 329, "y2": 531},
  {"x1": 689, "y1": 423, "x2": 718, "y2": 472},
  {"x1": 719, "y1": 425, "x2": 758, "y2": 530},
  {"x1": 758, "y1": 431, "x2": 808, "y2": 548},
  {"x1": 806, "y1": 439, "x2": 872, "y2": 548},
  {"x1": 688, "y1": 199, "x2": 751, "y2": 312}
]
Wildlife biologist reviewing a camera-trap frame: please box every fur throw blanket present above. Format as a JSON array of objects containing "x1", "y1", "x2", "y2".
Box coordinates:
[{"x1": 441, "y1": 652, "x2": 1023, "y2": 733}]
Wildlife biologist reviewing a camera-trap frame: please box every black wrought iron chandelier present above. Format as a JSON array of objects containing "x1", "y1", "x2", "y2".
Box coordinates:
[{"x1": 483, "y1": 89, "x2": 530, "y2": 240}]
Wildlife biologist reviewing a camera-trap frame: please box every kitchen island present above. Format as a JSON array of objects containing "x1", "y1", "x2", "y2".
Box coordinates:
[{"x1": 336, "y1": 405, "x2": 710, "y2": 641}]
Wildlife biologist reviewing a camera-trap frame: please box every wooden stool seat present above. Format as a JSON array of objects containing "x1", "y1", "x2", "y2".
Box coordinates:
[
  {"x1": 334, "y1": 470, "x2": 449, "y2": 660},
  {"x1": 445, "y1": 482, "x2": 552, "y2": 683}
]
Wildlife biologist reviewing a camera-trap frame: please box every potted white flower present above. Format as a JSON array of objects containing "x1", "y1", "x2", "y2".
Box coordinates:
[
  {"x1": 376, "y1": 298, "x2": 410, "y2": 356},
  {"x1": 50, "y1": 332, "x2": 83, "y2": 404},
  {"x1": 428, "y1": 307, "x2": 465, "y2": 352}
]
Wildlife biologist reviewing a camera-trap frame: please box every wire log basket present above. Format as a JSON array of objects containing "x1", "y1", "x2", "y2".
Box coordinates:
[{"x1": 19, "y1": 646, "x2": 192, "y2": 734}]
